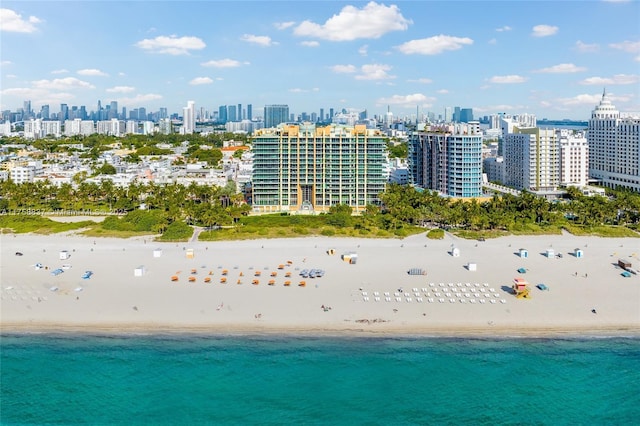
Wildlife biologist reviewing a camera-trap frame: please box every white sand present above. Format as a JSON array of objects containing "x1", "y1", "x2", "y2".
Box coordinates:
[{"x1": 1, "y1": 231, "x2": 639, "y2": 336}]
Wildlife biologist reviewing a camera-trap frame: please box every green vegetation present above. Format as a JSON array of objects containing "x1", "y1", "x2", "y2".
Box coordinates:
[
  {"x1": 157, "y1": 221, "x2": 193, "y2": 242},
  {"x1": 0, "y1": 215, "x2": 94, "y2": 234},
  {"x1": 426, "y1": 228, "x2": 445, "y2": 239}
]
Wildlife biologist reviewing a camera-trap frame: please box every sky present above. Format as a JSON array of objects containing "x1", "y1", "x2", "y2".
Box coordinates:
[{"x1": 1, "y1": 0, "x2": 639, "y2": 121}]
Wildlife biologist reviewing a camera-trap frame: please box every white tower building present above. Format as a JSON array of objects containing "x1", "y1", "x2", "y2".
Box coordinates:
[{"x1": 588, "y1": 90, "x2": 640, "y2": 192}]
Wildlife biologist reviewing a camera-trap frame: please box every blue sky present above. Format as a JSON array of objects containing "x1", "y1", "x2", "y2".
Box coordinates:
[{"x1": 1, "y1": 1, "x2": 639, "y2": 120}]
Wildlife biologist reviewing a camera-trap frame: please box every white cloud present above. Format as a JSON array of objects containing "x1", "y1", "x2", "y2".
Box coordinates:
[
  {"x1": 579, "y1": 74, "x2": 639, "y2": 85},
  {"x1": 106, "y1": 86, "x2": 136, "y2": 93},
  {"x1": 330, "y1": 64, "x2": 357, "y2": 73},
  {"x1": 355, "y1": 64, "x2": 394, "y2": 80},
  {"x1": 288, "y1": 87, "x2": 321, "y2": 93},
  {"x1": 437, "y1": 89, "x2": 449, "y2": 94},
  {"x1": 135, "y1": 35, "x2": 206, "y2": 55},
  {"x1": 293, "y1": 2, "x2": 411, "y2": 41},
  {"x1": 201, "y1": 59, "x2": 245, "y2": 68},
  {"x1": 531, "y1": 24, "x2": 559, "y2": 37},
  {"x1": 189, "y1": 77, "x2": 213, "y2": 85},
  {"x1": 0, "y1": 87, "x2": 75, "y2": 105},
  {"x1": 275, "y1": 21, "x2": 295, "y2": 30},
  {"x1": 408, "y1": 78, "x2": 433, "y2": 84},
  {"x1": 396, "y1": 35, "x2": 473, "y2": 55},
  {"x1": 495, "y1": 26, "x2": 512, "y2": 32},
  {"x1": 300, "y1": 41, "x2": 319, "y2": 47},
  {"x1": 5, "y1": 74, "x2": 16, "y2": 79},
  {"x1": 116, "y1": 93, "x2": 163, "y2": 106},
  {"x1": 557, "y1": 93, "x2": 604, "y2": 106},
  {"x1": 32, "y1": 77, "x2": 95, "y2": 90},
  {"x1": 609, "y1": 40, "x2": 640, "y2": 53},
  {"x1": 0, "y1": 8, "x2": 42, "y2": 33},
  {"x1": 575, "y1": 40, "x2": 599, "y2": 53},
  {"x1": 375, "y1": 93, "x2": 434, "y2": 108},
  {"x1": 1, "y1": 60, "x2": 12, "y2": 66},
  {"x1": 488, "y1": 38, "x2": 497, "y2": 45},
  {"x1": 534, "y1": 63, "x2": 586, "y2": 73},
  {"x1": 118, "y1": 72, "x2": 126, "y2": 76},
  {"x1": 602, "y1": 0, "x2": 632, "y2": 3},
  {"x1": 240, "y1": 34, "x2": 277, "y2": 47},
  {"x1": 488, "y1": 75, "x2": 528, "y2": 84},
  {"x1": 51, "y1": 69, "x2": 69, "y2": 74},
  {"x1": 77, "y1": 68, "x2": 109, "y2": 77},
  {"x1": 358, "y1": 45, "x2": 368, "y2": 56}
]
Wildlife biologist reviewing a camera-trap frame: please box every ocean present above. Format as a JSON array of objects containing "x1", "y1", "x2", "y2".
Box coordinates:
[{"x1": 1, "y1": 334, "x2": 639, "y2": 425}]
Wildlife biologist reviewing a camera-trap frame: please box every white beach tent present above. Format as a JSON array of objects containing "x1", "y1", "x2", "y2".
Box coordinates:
[
  {"x1": 153, "y1": 248, "x2": 162, "y2": 258},
  {"x1": 134, "y1": 265, "x2": 147, "y2": 277}
]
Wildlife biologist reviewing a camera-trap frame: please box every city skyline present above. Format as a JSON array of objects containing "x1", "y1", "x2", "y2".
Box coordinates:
[{"x1": 1, "y1": 1, "x2": 639, "y2": 120}]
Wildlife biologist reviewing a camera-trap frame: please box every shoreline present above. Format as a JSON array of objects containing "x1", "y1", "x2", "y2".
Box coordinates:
[{"x1": 3, "y1": 322, "x2": 640, "y2": 339}]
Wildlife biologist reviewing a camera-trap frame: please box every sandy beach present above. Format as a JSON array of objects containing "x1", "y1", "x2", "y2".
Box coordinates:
[{"x1": 1, "y1": 231, "x2": 639, "y2": 336}]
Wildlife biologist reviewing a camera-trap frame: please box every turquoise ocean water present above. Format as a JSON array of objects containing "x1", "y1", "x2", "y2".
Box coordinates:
[{"x1": 1, "y1": 334, "x2": 639, "y2": 425}]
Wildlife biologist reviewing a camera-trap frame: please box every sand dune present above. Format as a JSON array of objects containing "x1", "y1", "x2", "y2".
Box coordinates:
[{"x1": 1, "y1": 231, "x2": 639, "y2": 336}]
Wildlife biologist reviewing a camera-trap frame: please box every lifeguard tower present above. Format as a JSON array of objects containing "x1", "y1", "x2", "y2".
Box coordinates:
[{"x1": 512, "y1": 277, "x2": 531, "y2": 299}]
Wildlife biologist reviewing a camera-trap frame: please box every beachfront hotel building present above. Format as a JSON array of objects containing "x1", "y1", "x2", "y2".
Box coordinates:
[
  {"x1": 588, "y1": 91, "x2": 640, "y2": 192},
  {"x1": 251, "y1": 123, "x2": 386, "y2": 213},
  {"x1": 503, "y1": 127, "x2": 560, "y2": 191},
  {"x1": 408, "y1": 123, "x2": 483, "y2": 197}
]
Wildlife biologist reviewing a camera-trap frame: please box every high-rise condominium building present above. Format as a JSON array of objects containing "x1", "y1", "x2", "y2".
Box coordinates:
[
  {"x1": 251, "y1": 123, "x2": 387, "y2": 213},
  {"x1": 182, "y1": 101, "x2": 195, "y2": 134},
  {"x1": 504, "y1": 127, "x2": 560, "y2": 191},
  {"x1": 264, "y1": 105, "x2": 289, "y2": 128},
  {"x1": 559, "y1": 130, "x2": 589, "y2": 187},
  {"x1": 588, "y1": 91, "x2": 640, "y2": 192},
  {"x1": 408, "y1": 123, "x2": 483, "y2": 197}
]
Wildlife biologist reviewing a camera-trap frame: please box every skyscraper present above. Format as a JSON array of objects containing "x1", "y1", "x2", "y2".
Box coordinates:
[
  {"x1": 408, "y1": 123, "x2": 483, "y2": 197},
  {"x1": 588, "y1": 90, "x2": 640, "y2": 192},
  {"x1": 182, "y1": 101, "x2": 195, "y2": 134},
  {"x1": 247, "y1": 104, "x2": 252, "y2": 121},
  {"x1": 218, "y1": 105, "x2": 228, "y2": 123},
  {"x1": 252, "y1": 123, "x2": 386, "y2": 213},
  {"x1": 237, "y1": 104, "x2": 242, "y2": 121},
  {"x1": 504, "y1": 127, "x2": 560, "y2": 191},
  {"x1": 227, "y1": 105, "x2": 237, "y2": 122},
  {"x1": 264, "y1": 105, "x2": 289, "y2": 128}
]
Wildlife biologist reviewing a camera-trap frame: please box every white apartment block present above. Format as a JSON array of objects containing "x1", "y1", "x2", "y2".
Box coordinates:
[
  {"x1": 23, "y1": 119, "x2": 61, "y2": 139},
  {"x1": 64, "y1": 119, "x2": 95, "y2": 136},
  {"x1": 10, "y1": 166, "x2": 36, "y2": 184},
  {"x1": 588, "y1": 91, "x2": 640, "y2": 192},
  {"x1": 126, "y1": 120, "x2": 138, "y2": 135},
  {"x1": 559, "y1": 130, "x2": 589, "y2": 187},
  {"x1": 96, "y1": 119, "x2": 125, "y2": 136},
  {"x1": 504, "y1": 127, "x2": 560, "y2": 191}
]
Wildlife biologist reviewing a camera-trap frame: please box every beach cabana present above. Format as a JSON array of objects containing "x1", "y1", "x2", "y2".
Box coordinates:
[
  {"x1": 59, "y1": 250, "x2": 70, "y2": 260},
  {"x1": 467, "y1": 263, "x2": 477, "y2": 271},
  {"x1": 407, "y1": 268, "x2": 427, "y2": 275},
  {"x1": 451, "y1": 247, "x2": 460, "y2": 257},
  {"x1": 574, "y1": 248, "x2": 584, "y2": 258},
  {"x1": 546, "y1": 248, "x2": 555, "y2": 258},
  {"x1": 153, "y1": 248, "x2": 162, "y2": 258},
  {"x1": 186, "y1": 249, "x2": 194, "y2": 259},
  {"x1": 134, "y1": 265, "x2": 147, "y2": 277},
  {"x1": 519, "y1": 248, "x2": 528, "y2": 258}
]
